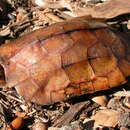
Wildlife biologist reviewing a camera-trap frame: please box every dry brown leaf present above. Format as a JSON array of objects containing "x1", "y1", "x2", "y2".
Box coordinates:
[
  {"x1": 73, "y1": 0, "x2": 130, "y2": 18},
  {"x1": 91, "y1": 109, "x2": 120, "y2": 128},
  {"x1": 92, "y1": 95, "x2": 108, "y2": 107}
]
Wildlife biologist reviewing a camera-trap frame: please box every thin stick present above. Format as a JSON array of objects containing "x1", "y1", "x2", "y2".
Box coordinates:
[{"x1": 0, "y1": 91, "x2": 23, "y2": 103}]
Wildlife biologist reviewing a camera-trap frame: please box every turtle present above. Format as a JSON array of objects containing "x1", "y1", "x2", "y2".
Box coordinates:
[{"x1": 0, "y1": 16, "x2": 129, "y2": 105}]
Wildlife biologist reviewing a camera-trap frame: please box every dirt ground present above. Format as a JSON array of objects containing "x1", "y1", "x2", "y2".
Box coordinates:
[{"x1": 0, "y1": 0, "x2": 130, "y2": 129}]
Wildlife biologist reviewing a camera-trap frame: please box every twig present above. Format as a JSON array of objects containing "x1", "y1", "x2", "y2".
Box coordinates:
[{"x1": 0, "y1": 91, "x2": 23, "y2": 103}]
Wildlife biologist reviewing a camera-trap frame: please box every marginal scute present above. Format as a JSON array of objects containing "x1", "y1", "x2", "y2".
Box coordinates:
[
  {"x1": 111, "y1": 38, "x2": 126, "y2": 59},
  {"x1": 118, "y1": 60, "x2": 130, "y2": 77},
  {"x1": 80, "y1": 81, "x2": 94, "y2": 94},
  {"x1": 31, "y1": 69, "x2": 70, "y2": 104},
  {"x1": 70, "y1": 30, "x2": 97, "y2": 48},
  {"x1": 62, "y1": 21, "x2": 89, "y2": 31},
  {"x1": 88, "y1": 43, "x2": 112, "y2": 58},
  {"x1": 64, "y1": 85, "x2": 81, "y2": 98},
  {"x1": 15, "y1": 78, "x2": 39, "y2": 101},
  {"x1": 51, "y1": 90, "x2": 67, "y2": 103},
  {"x1": 92, "y1": 77, "x2": 109, "y2": 91},
  {"x1": 93, "y1": 28, "x2": 117, "y2": 46},
  {"x1": 107, "y1": 67, "x2": 126, "y2": 87}
]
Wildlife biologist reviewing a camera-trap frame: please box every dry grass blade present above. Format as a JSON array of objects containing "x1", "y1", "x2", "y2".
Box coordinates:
[{"x1": 0, "y1": 91, "x2": 23, "y2": 103}]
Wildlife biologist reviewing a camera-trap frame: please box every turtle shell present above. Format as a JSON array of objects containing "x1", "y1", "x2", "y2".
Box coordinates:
[{"x1": 0, "y1": 16, "x2": 130, "y2": 104}]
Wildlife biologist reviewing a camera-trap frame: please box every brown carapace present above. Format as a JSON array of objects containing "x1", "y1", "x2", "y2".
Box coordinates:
[{"x1": 0, "y1": 16, "x2": 130, "y2": 105}]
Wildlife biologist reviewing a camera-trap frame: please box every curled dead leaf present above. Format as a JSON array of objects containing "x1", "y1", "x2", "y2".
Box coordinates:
[
  {"x1": 91, "y1": 109, "x2": 120, "y2": 128},
  {"x1": 123, "y1": 97, "x2": 130, "y2": 109},
  {"x1": 92, "y1": 95, "x2": 108, "y2": 107}
]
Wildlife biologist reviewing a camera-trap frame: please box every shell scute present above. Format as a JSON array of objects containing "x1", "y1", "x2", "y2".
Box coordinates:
[
  {"x1": 10, "y1": 40, "x2": 47, "y2": 67},
  {"x1": 43, "y1": 34, "x2": 74, "y2": 54},
  {"x1": 64, "y1": 61, "x2": 95, "y2": 84},
  {"x1": 5, "y1": 61, "x2": 29, "y2": 87},
  {"x1": 61, "y1": 41, "x2": 88, "y2": 67}
]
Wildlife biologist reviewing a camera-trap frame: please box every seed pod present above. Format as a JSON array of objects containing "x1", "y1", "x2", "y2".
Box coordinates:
[{"x1": 7, "y1": 117, "x2": 24, "y2": 130}]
